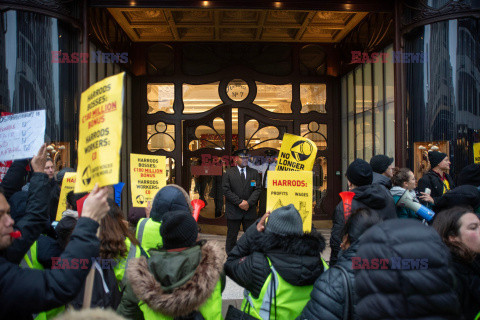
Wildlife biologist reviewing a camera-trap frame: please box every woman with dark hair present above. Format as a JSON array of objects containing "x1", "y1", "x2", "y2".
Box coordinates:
[
  {"x1": 100, "y1": 198, "x2": 147, "y2": 286},
  {"x1": 432, "y1": 206, "x2": 480, "y2": 320},
  {"x1": 390, "y1": 168, "x2": 433, "y2": 219},
  {"x1": 69, "y1": 198, "x2": 148, "y2": 310},
  {"x1": 297, "y1": 208, "x2": 381, "y2": 320}
]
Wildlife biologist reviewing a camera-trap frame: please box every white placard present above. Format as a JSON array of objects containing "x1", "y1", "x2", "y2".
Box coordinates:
[{"x1": 0, "y1": 110, "x2": 46, "y2": 161}]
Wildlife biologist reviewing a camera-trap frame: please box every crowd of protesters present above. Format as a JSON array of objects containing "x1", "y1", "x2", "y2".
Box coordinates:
[{"x1": 1, "y1": 142, "x2": 480, "y2": 320}]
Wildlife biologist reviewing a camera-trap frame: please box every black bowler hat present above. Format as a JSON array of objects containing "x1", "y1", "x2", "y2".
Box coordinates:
[
  {"x1": 265, "y1": 149, "x2": 278, "y2": 157},
  {"x1": 234, "y1": 148, "x2": 250, "y2": 158}
]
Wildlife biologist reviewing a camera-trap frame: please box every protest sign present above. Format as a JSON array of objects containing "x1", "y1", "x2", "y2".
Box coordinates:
[
  {"x1": 130, "y1": 153, "x2": 166, "y2": 207},
  {"x1": 56, "y1": 172, "x2": 77, "y2": 221},
  {"x1": 474, "y1": 142, "x2": 480, "y2": 164},
  {"x1": 267, "y1": 170, "x2": 313, "y2": 232},
  {"x1": 0, "y1": 110, "x2": 46, "y2": 162},
  {"x1": 75, "y1": 72, "x2": 124, "y2": 193},
  {"x1": 0, "y1": 161, "x2": 12, "y2": 182},
  {"x1": 275, "y1": 133, "x2": 317, "y2": 172}
]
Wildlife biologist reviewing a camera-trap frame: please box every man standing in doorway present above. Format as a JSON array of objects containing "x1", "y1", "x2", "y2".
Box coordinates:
[{"x1": 223, "y1": 148, "x2": 262, "y2": 254}]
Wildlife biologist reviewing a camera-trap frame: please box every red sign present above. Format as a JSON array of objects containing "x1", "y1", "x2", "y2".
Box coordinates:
[{"x1": 0, "y1": 161, "x2": 12, "y2": 182}]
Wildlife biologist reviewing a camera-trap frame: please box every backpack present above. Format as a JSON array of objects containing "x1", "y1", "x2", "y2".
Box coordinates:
[{"x1": 69, "y1": 261, "x2": 122, "y2": 309}]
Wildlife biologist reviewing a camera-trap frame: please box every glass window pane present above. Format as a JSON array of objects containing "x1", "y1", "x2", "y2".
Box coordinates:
[
  {"x1": 300, "y1": 84, "x2": 326, "y2": 113},
  {"x1": 374, "y1": 59, "x2": 384, "y2": 155},
  {"x1": 364, "y1": 63, "x2": 373, "y2": 159},
  {"x1": 254, "y1": 82, "x2": 292, "y2": 113},
  {"x1": 341, "y1": 77, "x2": 348, "y2": 188},
  {"x1": 89, "y1": 43, "x2": 96, "y2": 86},
  {"x1": 147, "y1": 123, "x2": 175, "y2": 152},
  {"x1": 227, "y1": 79, "x2": 249, "y2": 102},
  {"x1": 245, "y1": 120, "x2": 281, "y2": 149},
  {"x1": 385, "y1": 45, "x2": 395, "y2": 158},
  {"x1": 313, "y1": 156, "x2": 327, "y2": 216},
  {"x1": 147, "y1": 84, "x2": 174, "y2": 114},
  {"x1": 355, "y1": 67, "x2": 363, "y2": 159},
  {"x1": 347, "y1": 73, "x2": 355, "y2": 164},
  {"x1": 183, "y1": 82, "x2": 222, "y2": 114}
]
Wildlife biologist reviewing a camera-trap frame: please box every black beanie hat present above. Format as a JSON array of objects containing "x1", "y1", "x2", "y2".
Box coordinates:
[
  {"x1": 347, "y1": 159, "x2": 373, "y2": 187},
  {"x1": 369, "y1": 155, "x2": 394, "y2": 174},
  {"x1": 160, "y1": 210, "x2": 198, "y2": 250},
  {"x1": 428, "y1": 151, "x2": 447, "y2": 169},
  {"x1": 457, "y1": 164, "x2": 480, "y2": 187}
]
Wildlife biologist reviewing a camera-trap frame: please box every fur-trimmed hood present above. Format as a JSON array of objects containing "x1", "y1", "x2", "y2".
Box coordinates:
[{"x1": 126, "y1": 241, "x2": 224, "y2": 317}]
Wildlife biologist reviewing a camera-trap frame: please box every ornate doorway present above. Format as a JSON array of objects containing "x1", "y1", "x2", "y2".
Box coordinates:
[{"x1": 134, "y1": 43, "x2": 341, "y2": 227}]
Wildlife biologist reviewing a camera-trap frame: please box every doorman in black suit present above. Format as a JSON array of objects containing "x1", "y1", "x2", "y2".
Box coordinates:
[{"x1": 222, "y1": 148, "x2": 262, "y2": 254}]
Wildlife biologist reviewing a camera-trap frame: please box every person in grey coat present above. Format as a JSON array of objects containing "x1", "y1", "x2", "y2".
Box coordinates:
[{"x1": 369, "y1": 154, "x2": 394, "y2": 190}]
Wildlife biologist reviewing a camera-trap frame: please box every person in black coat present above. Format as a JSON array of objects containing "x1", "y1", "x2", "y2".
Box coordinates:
[
  {"x1": 298, "y1": 208, "x2": 381, "y2": 320},
  {"x1": 435, "y1": 185, "x2": 480, "y2": 213},
  {"x1": 222, "y1": 148, "x2": 262, "y2": 253},
  {"x1": 225, "y1": 204, "x2": 327, "y2": 319},
  {"x1": 0, "y1": 145, "x2": 111, "y2": 319},
  {"x1": 329, "y1": 159, "x2": 396, "y2": 265},
  {"x1": 417, "y1": 151, "x2": 455, "y2": 205},
  {"x1": 355, "y1": 219, "x2": 461, "y2": 320},
  {"x1": 432, "y1": 206, "x2": 480, "y2": 320},
  {"x1": 457, "y1": 163, "x2": 480, "y2": 187}
]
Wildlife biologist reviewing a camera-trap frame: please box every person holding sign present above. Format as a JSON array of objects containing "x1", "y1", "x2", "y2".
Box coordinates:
[
  {"x1": 222, "y1": 148, "x2": 262, "y2": 254},
  {"x1": 0, "y1": 146, "x2": 111, "y2": 318},
  {"x1": 225, "y1": 204, "x2": 328, "y2": 319}
]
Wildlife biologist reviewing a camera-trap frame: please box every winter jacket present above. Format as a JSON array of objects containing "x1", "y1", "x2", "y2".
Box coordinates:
[
  {"x1": 297, "y1": 242, "x2": 360, "y2": 320},
  {"x1": 417, "y1": 170, "x2": 455, "y2": 205},
  {"x1": 224, "y1": 222, "x2": 326, "y2": 299},
  {"x1": 355, "y1": 219, "x2": 461, "y2": 319},
  {"x1": 1, "y1": 173, "x2": 51, "y2": 264},
  {"x1": 0, "y1": 217, "x2": 101, "y2": 320},
  {"x1": 117, "y1": 240, "x2": 225, "y2": 320},
  {"x1": 435, "y1": 185, "x2": 480, "y2": 213},
  {"x1": 390, "y1": 186, "x2": 423, "y2": 220},
  {"x1": 450, "y1": 255, "x2": 480, "y2": 320},
  {"x1": 329, "y1": 184, "x2": 396, "y2": 265},
  {"x1": 371, "y1": 172, "x2": 392, "y2": 190}
]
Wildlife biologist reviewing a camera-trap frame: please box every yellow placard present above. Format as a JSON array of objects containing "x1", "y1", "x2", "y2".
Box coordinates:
[
  {"x1": 130, "y1": 154, "x2": 166, "y2": 207},
  {"x1": 266, "y1": 171, "x2": 313, "y2": 233},
  {"x1": 75, "y1": 72, "x2": 125, "y2": 193},
  {"x1": 475, "y1": 143, "x2": 480, "y2": 164},
  {"x1": 56, "y1": 172, "x2": 77, "y2": 221},
  {"x1": 275, "y1": 133, "x2": 317, "y2": 172}
]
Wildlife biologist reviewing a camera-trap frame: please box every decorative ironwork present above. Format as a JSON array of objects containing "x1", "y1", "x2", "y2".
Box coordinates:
[
  {"x1": 0, "y1": 0, "x2": 75, "y2": 17},
  {"x1": 88, "y1": 8, "x2": 132, "y2": 68},
  {"x1": 338, "y1": 12, "x2": 394, "y2": 73},
  {"x1": 402, "y1": 0, "x2": 474, "y2": 28},
  {"x1": 147, "y1": 122, "x2": 175, "y2": 152},
  {"x1": 302, "y1": 122, "x2": 328, "y2": 150}
]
